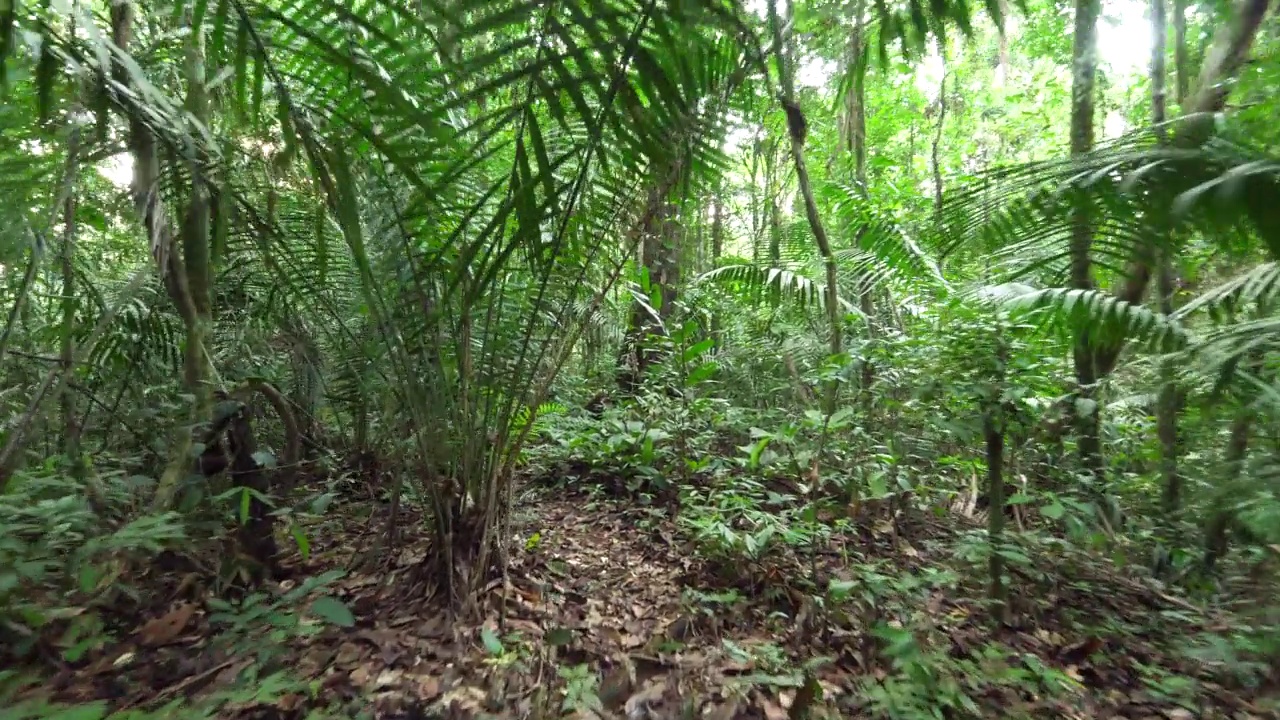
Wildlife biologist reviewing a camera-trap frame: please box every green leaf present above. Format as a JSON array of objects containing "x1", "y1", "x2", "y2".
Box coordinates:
[
  {"x1": 545, "y1": 626, "x2": 573, "y2": 646},
  {"x1": 480, "y1": 625, "x2": 504, "y2": 655},
  {"x1": 686, "y1": 361, "x2": 718, "y2": 385},
  {"x1": 867, "y1": 473, "x2": 890, "y2": 499},
  {"x1": 680, "y1": 337, "x2": 715, "y2": 364},
  {"x1": 239, "y1": 486, "x2": 250, "y2": 524},
  {"x1": 290, "y1": 523, "x2": 310, "y2": 560},
  {"x1": 1041, "y1": 502, "x2": 1066, "y2": 520},
  {"x1": 310, "y1": 596, "x2": 355, "y2": 627},
  {"x1": 78, "y1": 564, "x2": 100, "y2": 593},
  {"x1": 209, "y1": 0, "x2": 229, "y2": 62},
  {"x1": 45, "y1": 702, "x2": 109, "y2": 720},
  {"x1": 828, "y1": 578, "x2": 856, "y2": 601}
]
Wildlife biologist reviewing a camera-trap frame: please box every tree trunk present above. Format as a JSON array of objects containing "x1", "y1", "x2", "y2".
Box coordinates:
[
  {"x1": 996, "y1": 0, "x2": 1010, "y2": 86},
  {"x1": 769, "y1": 0, "x2": 842, "y2": 415},
  {"x1": 984, "y1": 403, "x2": 1007, "y2": 624},
  {"x1": 985, "y1": 329, "x2": 1009, "y2": 625},
  {"x1": 748, "y1": 138, "x2": 762, "y2": 262},
  {"x1": 841, "y1": 0, "x2": 877, "y2": 404},
  {"x1": 618, "y1": 182, "x2": 680, "y2": 393},
  {"x1": 60, "y1": 129, "x2": 83, "y2": 478},
  {"x1": 931, "y1": 55, "x2": 947, "y2": 218},
  {"x1": 1203, "y1": 409, "x2": 1253, "y2": 571},
  {"x1": 766, "y1": 141, "x2": 783, "y2": 267},
  {"x1": 841, "y1": 0, "x2": 867, "y2": 186},
  {"x1": 1151, "y1": 0, "x2": 1184, "y2": 514},
  {"x1": 711, "y1": 191, "x2": 724, "y2": 348},
  {"x1": 1173, "y1": 0, "x2": 1189, "y2": 104},
  {"x1": 1069, "y1": 0, "x2": 1104, "y2": 485}
]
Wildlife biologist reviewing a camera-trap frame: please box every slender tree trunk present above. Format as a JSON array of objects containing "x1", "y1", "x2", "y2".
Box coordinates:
[
  {"x1": 931, "y1": 55, "x2": 947, "y2": 218},
  {"x1": 984, "y1": 397, "x2": 1007, "y2": 624},
  {"x1": 841, "y1": 0, "x2": 878, "y2": 404},
  {"x1": 711, "y1": 194, "x2": 724, "y2": 263},
  {"x1": 182, "y1": 18, "x2": 214, "y2": 420},
  {"x1": 1069, "y1": 0, "x2": 1104, "y2": 485},
  {"x1": 996, "y1": 0, "x2": 1010, "y2": 86},
  {"x1": 748, "y1": 138, "x2": 761, "y2": 263},
  {"x1": 842, "y1": 0, "x2": 867, "y2": 186},
  {"x1": 711, "y1": 191, "x2": 724, "y2": 348},
  {"x1": 60, "y1": 129, "x2": 82, "y2": 477},
  {"x1": 619, "y1": 182, "x2": 680, "y2": 393},
  {"x1": 1151, "y1": 0, "x2": 1183, "y2": 513},
  {"x1": 768, "y1": 0, "x2": 842, "y2": 415},
  {"x1": 765, "y1": 142, "x2": 782, "y2": 267},
  {"x1": 1173, "y1": 0, "x2": 1189, "y2": 105},
  {"x1": 1203, "y1": 410, "x2": 1253, "y2": 571}
]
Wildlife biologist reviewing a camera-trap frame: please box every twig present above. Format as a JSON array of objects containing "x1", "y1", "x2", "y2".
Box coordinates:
[{"x1": 126, "y1": 658, "x2": 243, "y2": 709}]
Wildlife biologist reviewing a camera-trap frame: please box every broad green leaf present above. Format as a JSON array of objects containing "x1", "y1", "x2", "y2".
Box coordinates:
[
  {"x1": 480, "y1": 625, "x2": 503, "y2": 655},
  {"x1": 686, "y1": 361, "x2": 718, "y2": 385},
  {"x1": 291, "y1": 523, "x2": 310, "y2": 560},
  {"x1": 310, "y1": 596, "x2": 355, "y2": 627},
  {"x1": 681, "y1": 337, "x2": 715, "y2": 363},
  {"x1": 828, "y1": 579, "x2": 856, "y2": 600},
  {"x1": 545, "y1": 627, "x2": 573, "y2": 646}
]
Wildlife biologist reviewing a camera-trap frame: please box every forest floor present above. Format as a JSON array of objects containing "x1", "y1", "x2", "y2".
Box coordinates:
[{"x1": 14, "y1": 479, "x2": 1279, "y2": 720}]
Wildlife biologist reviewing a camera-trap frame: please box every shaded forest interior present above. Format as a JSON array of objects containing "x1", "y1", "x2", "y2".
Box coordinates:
[{"x1": 3, "y1": 0, "x2": 1280, "y2": 717}]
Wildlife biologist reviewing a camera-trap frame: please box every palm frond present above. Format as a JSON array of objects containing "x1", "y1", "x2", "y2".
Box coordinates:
[
  {"x1": 939, "y1": 131, "x2": 1280, "y2": 284},
  {"x1": 970, "y1": 282, "x2": 1189, "y2": 353}
]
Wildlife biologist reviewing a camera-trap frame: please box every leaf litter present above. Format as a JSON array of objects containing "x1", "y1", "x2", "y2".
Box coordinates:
[{"x1": 10, "y1": 483, "x2": 1278, "y2": 719}]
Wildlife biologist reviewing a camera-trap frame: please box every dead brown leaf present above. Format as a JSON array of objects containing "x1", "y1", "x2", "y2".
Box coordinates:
[
  {"x1": 350, "y1": 665, "x2": 374, "y2": 687},
  {"x1": 414, "y1": 674, "x2": 441, "y2": 699},
  {"x1": 139, "y1": 603, "x2": 196, "y2": 646},
  {"x1": 761, "y1": 698, "x2": 789, "y2": 720}
]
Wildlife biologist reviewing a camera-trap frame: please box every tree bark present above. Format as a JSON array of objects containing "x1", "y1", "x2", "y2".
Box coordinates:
[
  {"x1": 1069, "y1": 0, "x2": 1103, "y2": 483},
  {"x1": 1203, "y1": 409, "x2": 1253, "y2": 571},
  {"x1": 995, "y1": 0, "x2": 1010, "y2": 86},
  {"x1": 60, "y1": 128, "x2": 82, "y2": 477},
  {"x1": 711, "y1": 190, "x2": 724, "y2": 348},
  {"x1": 984, "y1": 402, "x2": 1007, "y2": 624},
  {"x1": 765, "y1": 139, "x2": 783, "y2": 267},
  {"x1": 769, "y1": 0, "x2": 842, "y2": 415},
  {"x1": 931, "y1": 56, "x2": 947, "y2": 218},
  {"x1": 1173, "y1": 0, "x2": 1189, "y2": 104},
  {"x1": 618, "y1": 181, "x2": 680, "y2": 393},
  {"x1": 1151, "y1": 0, "x2": 1183, "y2": 513},
  {"x1": 841, "y1": 0, "x2": 877, "y2": 403}
]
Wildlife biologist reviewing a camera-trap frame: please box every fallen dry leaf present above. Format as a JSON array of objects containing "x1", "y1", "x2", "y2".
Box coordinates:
[
  {"x1": 350, "y1": 665, "x2": 373, "y2": 687},
  {"x1": 139, "y1": 603, "x2": 196, "y2": 646},
  {"x1": 441, "y1": 685, "x2": 486, "y2": 712},
  {"x1": 375, "y1": 668, "x2": 404, "y2": 688},
  {"x1": 414, "y1": 674, "x2": 441, "y2": 699},
  {"x1": 624, "y1": 678, "x2": 667, "y2": 720},
  {"x1": 761, "y1": 699, "x2": 788, "y2": 720}
]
